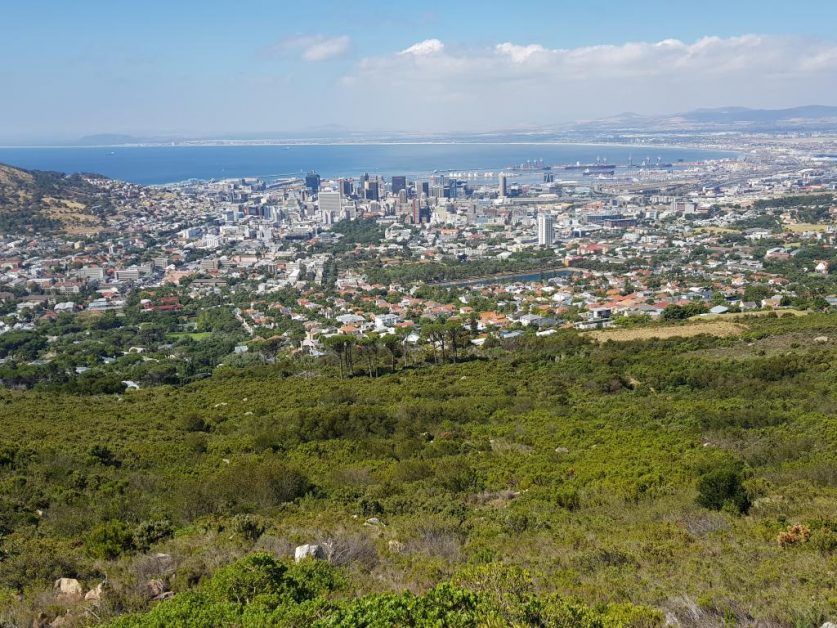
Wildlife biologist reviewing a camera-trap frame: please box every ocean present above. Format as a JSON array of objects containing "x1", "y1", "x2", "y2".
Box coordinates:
[{"x1": 0, "y1": 143, "x2": 738, "y2": 185}]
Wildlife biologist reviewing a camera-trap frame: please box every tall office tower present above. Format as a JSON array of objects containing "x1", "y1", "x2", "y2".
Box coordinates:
[
  {"x1": 318, "y1": 189, "x2": 342, "y2": 219},
  {"x1": 537, "y1": 213, "x2": 555, "y2": 246},
  {"x1": 339, "y1": 179, "x2": 353, "y2": 197},
  {"x1": 498, "y1": 173, "x2": 508, "y2": 197},
  {"x1": 364, "y1": 180, "x2": 380, "y2": 201},
  {"x1": 391, "y1": 175, "x2": 407, "y2": 195},
  {"x1": 305, "y1": 172, "x2": 321, "y2": 194},
  {"x1": 415, "y1": 180, "x2": 429, "y2": 197}
]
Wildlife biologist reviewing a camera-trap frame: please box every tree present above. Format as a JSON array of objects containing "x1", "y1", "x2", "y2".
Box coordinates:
[
  {"x1": 696, "y1": 464, "x2": 751, "y2": 514},
  {"x1": 382, "y1": 334, "x2": 402, "y2": 372},
  {"x1": 357, "y1": 334, "x2": 380, "y2": 377}
]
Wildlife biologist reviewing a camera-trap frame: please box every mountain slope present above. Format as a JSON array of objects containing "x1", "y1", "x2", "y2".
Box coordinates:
[
  {"x1": 0, "y1": 163, "x2": 110, "y2": 236},
  {"x1": 575, "y1": 105, "x2": 837, "y2": 132}
]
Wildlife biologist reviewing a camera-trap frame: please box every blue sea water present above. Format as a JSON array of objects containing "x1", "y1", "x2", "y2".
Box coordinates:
[{"x1": 0, "y1": 143, "x2": 738, "y2": 185}]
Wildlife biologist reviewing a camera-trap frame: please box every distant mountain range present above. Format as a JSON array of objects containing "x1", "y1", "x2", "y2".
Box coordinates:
[
  {"x1": 573, "y1": 105, "x2": 837, "y2": 133},
  {"x1": 49, "y1": 105, "x2": 837, "y2": 146}
]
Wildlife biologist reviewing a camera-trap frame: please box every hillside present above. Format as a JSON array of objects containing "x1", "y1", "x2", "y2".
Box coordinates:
[
  {"x1": 0, "y1": 163, "x2": 110, "y2": 236},
  {"x1": 0, "y1": 313, "x2": 834, "y2": 626},
  {"x1": 575, "y1": 105, "x2": 837, "y2": 133}
]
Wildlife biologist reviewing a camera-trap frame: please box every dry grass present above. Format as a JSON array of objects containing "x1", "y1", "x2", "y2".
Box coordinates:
[
  {"x1": 783, "y1": 223, "x2": 829, "y2": 233},
  {"x1": 43, "y1": 197, "x2": 101, "y2": 235},
  {"x1": 701, "y1": 309, "x2": 808, "y2": 321},
  {"x1": 585, "y1": 321, "x2": 745, "y2": 343}
]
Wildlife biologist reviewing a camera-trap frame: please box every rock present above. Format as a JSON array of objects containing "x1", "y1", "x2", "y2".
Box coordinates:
[
  {"x1": 153, "y1": 591, "x2": 175, "y2": 602},
  {"x1": 53, "y1": 578, "x2": 83, "y2": 601},
  {"x1": 144, "y1": 579, "x2": 168, "y2": 599},
  {"x1": 819, "y1": 622, "x2": 836, "y2": 628},
  {"x1": 814, "y1": 336, "x2": 829, "y2": 343},
  {"x1": 32, "y1": 613, "x2": 50, "y2": 628},
  {"x1": 387, "y1": 540, "x2": 404, "y2": 554},
  {"x1": 554, "y1": 447, "x2": 569, "y2": 454},
  {"x1": 294, "y1": 543, "x2": 326, "y2": 562},
  {"x1": 364, "y1": 517, "x2": 384, "y2": 527},
  {"x1": 153, "y1": 553, "x2": 175, "y2": 571},
  {"x1": 49, "y1": 616, "x2": 68, "y2": 628},
  {"x1": 84, "y1": 582, "x2": 104, "y2": 602}
]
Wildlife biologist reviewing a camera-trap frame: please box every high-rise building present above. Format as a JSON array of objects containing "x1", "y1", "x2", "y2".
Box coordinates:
[
  {"x1": 318, "y1": 190, "x2": 342, "y2": 222},
  {"x1": 537, "y1": 213, "x2": 555, "y2": 246},
  {"x1": 364, "y1": 180, "x2": 380, "y2": 201},
  {"x1": 305, "y1": 172, "x2": 321, "y2": 194},
  {"x1": 498, "y1": 173, "x2": 508, "y2": 198},
  {"x1": 415, "y1": 181, "x2": 429, "y2": 197},
  {"x1": 391, "y1": 175, "x2": 407, "y2": 195}
]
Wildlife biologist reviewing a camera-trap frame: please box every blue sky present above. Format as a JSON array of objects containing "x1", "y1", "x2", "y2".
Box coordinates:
[{"x1": 2, "y1": 0, "x2": 836, "y2": 141}]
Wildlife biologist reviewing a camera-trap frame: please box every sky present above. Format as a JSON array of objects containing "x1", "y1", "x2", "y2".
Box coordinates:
[{"x1": 2, "y1": 0, "x2": 837, "y2": 143}]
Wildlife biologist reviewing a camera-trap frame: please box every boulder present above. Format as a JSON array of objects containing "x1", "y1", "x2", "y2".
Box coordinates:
[
  {"x1": 53, "y1": 578, "x2": 83, "y2": 601},
  {"x1": 84, "y1": 582, "x2": 104, "y2": 602},
  {"x1": 152, "y1": 553, "x2": 175, "y2": 572},
  {"x1": 294, "y1": 544, "x2": 326, "y2": 562},
  {"x1": 814, "y1": 336, "x2": 829, "y2": 344},
  {"x1": 153, "y1": 591, "x2": 175, "y2": 602},
  {"x1": 144, "y1": 579, "x2": 168, "y2": 599},
  {"x1": 32, "y1": 613, "x2": 50, "y2": 628},
  {"x1": 364, "y1": 517, "x2": 385, "y2": 527}
]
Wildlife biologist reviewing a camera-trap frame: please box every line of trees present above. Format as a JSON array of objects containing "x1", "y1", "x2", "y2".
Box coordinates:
[{"x1": 322, "y1": 320, "x2": 475, "y2": 378}]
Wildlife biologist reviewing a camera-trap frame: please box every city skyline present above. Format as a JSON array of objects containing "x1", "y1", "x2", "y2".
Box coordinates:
[{"x1": 2, "y1": 0, "x2": 837, "y2": 142}]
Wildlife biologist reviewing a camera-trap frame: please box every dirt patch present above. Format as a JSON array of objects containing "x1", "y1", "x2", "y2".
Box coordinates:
[{"x1": 585, "y1": 321, "x2": 745, "y2": 343}]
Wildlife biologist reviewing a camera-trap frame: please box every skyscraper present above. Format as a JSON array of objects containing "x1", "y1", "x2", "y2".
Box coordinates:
[
  {"x1": 305, "y1": 172, "x2": 321, "y2": 195},
  {"x1": 318, "y1": 189, "x2": 342, "y2": 222},
  {"x1": 498, "y1": 173, "x2": 508, "y2": 198},
  {"x1": 391, "y1": 175, "x2": 407, "y2": 195},
  {"x1": 537, "y1": 213, "x2": 555, "y2": 246},
  {"x1": 364, "y1": 180, "x2": 380, "y2": 201}
]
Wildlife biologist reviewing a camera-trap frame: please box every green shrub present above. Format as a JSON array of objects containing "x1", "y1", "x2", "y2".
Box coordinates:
[
  {"x1": 132, "y1": 519, "x2": 174, "y2": 552},
  {"x1": 696, "y1": 464, "x2": 751, "y2": 514},
  {"x1": 87, "y1": 519, "x2": 135, "y2": 559}
]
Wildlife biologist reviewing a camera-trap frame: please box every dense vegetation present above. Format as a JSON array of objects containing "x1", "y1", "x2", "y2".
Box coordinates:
[
  {"x1": 0, "y1": 313, "x2": 834, "y2": 626},
  {"x1": 364, "y1": 249, "x2": 559, "y2": 285}
]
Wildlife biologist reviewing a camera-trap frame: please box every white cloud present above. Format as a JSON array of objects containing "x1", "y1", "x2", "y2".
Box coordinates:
[
  {"x1": 271, "y1": 35, "x2": 351, "y2": 62},
  {"x1": 339, "y1": 35, "x2": 837, "y2": 130},
  {"x1": 399, "y1": 39, "x2": 444, "y2": 56},
  {"x1": 495, "y1": 43, "x2": 548, "y2": 63}
]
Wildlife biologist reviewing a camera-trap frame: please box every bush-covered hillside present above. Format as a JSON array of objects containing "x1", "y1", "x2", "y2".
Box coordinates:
[
  {"x1": 0, "y1": 163, "x2": 109, "y2": 235},
  {"x1": 0, "y1": 313, "x2": 835, "y2": 626}
]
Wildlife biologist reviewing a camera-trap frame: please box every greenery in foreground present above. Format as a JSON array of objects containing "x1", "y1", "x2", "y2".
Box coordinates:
[{"x1": 0, "y1": 313, "x2": 835, "y2": 626}]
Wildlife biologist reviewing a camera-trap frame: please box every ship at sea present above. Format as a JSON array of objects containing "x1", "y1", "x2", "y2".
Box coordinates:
[
  {"x1": 564, "y1": 157, "x2": 615, "y2": 171},
  {"x1": 628, "y1": 156, "x2": 674, "y2": 169}
]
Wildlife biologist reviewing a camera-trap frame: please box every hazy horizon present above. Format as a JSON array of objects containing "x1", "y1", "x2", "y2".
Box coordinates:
[{"x1": 3, "y1": 0, "x2": 837, "y2": 143}]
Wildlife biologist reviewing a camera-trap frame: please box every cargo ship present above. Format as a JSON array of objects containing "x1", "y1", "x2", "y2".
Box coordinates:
[{"x1": 564, "y1": 158, "x2": 615, "y2": 171}]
